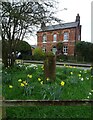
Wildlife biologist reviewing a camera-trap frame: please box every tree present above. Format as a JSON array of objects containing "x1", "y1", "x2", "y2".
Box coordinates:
[
  {"x1": 56, "y1": 42, "x2": 63, "y2": 55},
  {"x1": 1, "y1": 1, "x2": 61, "y2": 67},
  {"x1": 16, "y1": 40, "x2": 32, "y2": 59},
  {"x1": 76, "y1": 41, "x2": 93, "y2": 62}
]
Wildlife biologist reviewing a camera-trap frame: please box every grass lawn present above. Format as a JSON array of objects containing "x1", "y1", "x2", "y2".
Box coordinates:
[
  {"x1": 6, "y1": 106, "x2": 92, "y2": 119},
  {"x1": 2, "y1": 63, "x2": 93, "y2": 119},
  {"x1": 2, "y1": 64, "x2": 93, "y2": 100}
]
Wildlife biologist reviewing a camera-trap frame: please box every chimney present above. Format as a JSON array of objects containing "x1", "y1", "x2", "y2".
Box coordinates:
[
  {"x1": 76, "y1": 13, "x2": 80, "y2": 24},
  {"x1": 41, "y1": 22, "x2": 46, "y2": 30}
]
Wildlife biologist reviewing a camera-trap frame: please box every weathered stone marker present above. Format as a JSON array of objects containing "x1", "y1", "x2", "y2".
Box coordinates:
[{"x1": 44, "y1": 52, "x2": 56, "y2": 82}]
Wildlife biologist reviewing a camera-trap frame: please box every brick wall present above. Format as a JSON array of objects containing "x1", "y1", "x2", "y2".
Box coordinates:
[{"x1": 37, "y1": 27, "x2": 81, "y2": 56}]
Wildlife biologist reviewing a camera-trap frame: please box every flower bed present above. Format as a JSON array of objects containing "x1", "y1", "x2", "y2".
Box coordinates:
[{"x1": 2, "y1": 64, "x2": 93, "y2": 100}]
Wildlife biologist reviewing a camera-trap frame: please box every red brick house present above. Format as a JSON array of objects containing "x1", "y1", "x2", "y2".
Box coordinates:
[{"x1": 37, "y1": 14, "x2": 81, "y2": 56}]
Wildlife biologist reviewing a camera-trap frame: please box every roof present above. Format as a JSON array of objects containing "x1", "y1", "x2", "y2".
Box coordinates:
[{"x1": 38, "y1": 22, "x2": 79, "y2": 32}]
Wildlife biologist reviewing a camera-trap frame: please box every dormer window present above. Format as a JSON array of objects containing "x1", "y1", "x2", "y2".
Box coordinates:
[
  {"x1": 42, "y1": 34, "x2": 47, "y2": 43},
  {"x1": 63, "y1": 32, "x2": 69, "y2": 41},
  {"x1": 53, "y1": 34, "x2": 57, "y2": 42}
]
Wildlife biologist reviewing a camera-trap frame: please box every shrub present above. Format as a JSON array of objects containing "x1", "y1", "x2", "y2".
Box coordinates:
[
  {"x1": 32, "y1": 47, "x2": 45, "y2": 61},
  {"x1": 56, "y1": 54, "x2": 68, "y2": 62},
  {"x1": 76, "y1": 41, "x2": 93, "y2": 62}
]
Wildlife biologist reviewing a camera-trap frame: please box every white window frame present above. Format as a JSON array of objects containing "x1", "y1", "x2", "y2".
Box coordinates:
[
  {"x1": 63, "y1": 46, "x2": 68, "y2": 55},
  {"x1": 42, "y1": 47, "x2": 46, "y2": 52},
  {"x1": 53, "y1": 34, "x2": 57, "y2": 42},
  {"x1": 63, "y1": 32, "x2": 69, "y2": 41},
  {"x1": 42, "y1": 34, "x2": 47, "y2": 43},
  {"x1": 52, "y1": 46, "x2": 57, "y2": 55}
]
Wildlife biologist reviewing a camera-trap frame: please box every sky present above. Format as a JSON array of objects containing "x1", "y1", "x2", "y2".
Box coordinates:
[
  {"x1": 2, "y1": 0, "x2": 92, "y2": 45},
  {"x1": 25, "y1": 0, "x2": 92, "y2": 45}
]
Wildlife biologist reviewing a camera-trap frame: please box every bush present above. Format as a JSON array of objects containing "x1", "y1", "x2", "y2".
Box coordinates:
[
  {"x1": 32, "y1": 48, "x2": 45, "y2": 61},
  {"x1": 76, "y1": 41, "x2": 93, "y2": 62},
  {"x1": 56, "y1": 54, "x2": 68, "y2": 62}
]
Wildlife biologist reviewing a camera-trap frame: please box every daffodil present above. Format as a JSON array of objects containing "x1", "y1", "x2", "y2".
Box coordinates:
[
  {"x1": 70, "y1": 72, "x2": 73, "y2": 75},
  {"x1": 9, "y1": 85, "x2": 13, "y2": 88},
  {"x1": 86, "y1": 77, "x2": 89, "y2": 80},
  {"x1": 81, "y1": 78, "x2": 84, "y2": 81},
  {"x1": 87, "y1": 96, "x2": 89, "y2": 99},
  {"x1": 80, "y1": 71, "x2": 82, "y2": 73},
  {"x1": 69, "y1": 66, "x2": 72, "y2": 68},
  {"x1": 84, "y1": 70, "x2": 87, "y2": 73},
  {"x1": 78, "y1": 74, "x2": 81, "y2": 77},
  {"x1": 18, "y1": 79, "x2": 22, "y2": 82},
  {"x1": 91, "y1": 90, "x2": 93, "y2": 92},
  {"x1": 46, "y1": 78, "x2": 49, "y2": 81},
  {"x1": 64, "y1": 64, "x2": 66, "y2": 67},
  {"x1": 61, "y1": 81, "x2": 65, "y2": 86},
  {"x1": 38, "y1": 78, "x2": 41, "y2": 81},
  {"x1": 89, "y1": 92, "x2": 92, "y2": 95},
  {"x1": 23, "y1": 81, "x2": 27, "y2": 85},
  {"x1": 20, "y1": 83, "x2": 25, "y2": 87},
  {"x1": 40, "y1": 81, "x2": 43, "y2": 85},
  {"x1": 41, "y1": 65, "x2": 44, "y2": 69},
  {"x1": 90, "y1": 67, "x2": 92, "y2": 69},
  {"x1": 27, "y1": 74, "x2": 32, "y2": 78}
]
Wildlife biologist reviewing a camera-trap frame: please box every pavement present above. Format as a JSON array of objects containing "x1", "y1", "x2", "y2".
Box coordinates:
[{"x1": 23, "y1": 60, "x2": 92, "y2": 69}]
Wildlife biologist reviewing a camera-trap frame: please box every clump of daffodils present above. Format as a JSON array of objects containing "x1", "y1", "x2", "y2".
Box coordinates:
[
  {"x1": 23, "y1": 81, "x2": 28, "y2": 85},
  {"x1": 20, "y1": 83, "x2": 25, "y2": 87},
  {"x1": 27, "y1": 74, "x2": 32, "y2": 78}
]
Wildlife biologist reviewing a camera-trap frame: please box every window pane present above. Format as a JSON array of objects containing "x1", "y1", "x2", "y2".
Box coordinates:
[
  {"x1": 63, "y1": 46, "x2": 68, "y2": 53},
  {"x1": 53, "y1": 34, "x2": 57, "y2": 42},
  {"x1": 64, "y1": 32, "x2": 69, "y2": 41},
  {"x1": 43, "y1": 34, "x2": 47, "y2": 42}
]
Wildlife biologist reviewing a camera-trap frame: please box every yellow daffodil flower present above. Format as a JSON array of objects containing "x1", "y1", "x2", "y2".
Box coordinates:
[
  {"x1": 46, "y1": 78, "x2": 49, "y2": 81},
  {"x1": 64, "y1": 64, "x2": 66, "y2": 67},
  {"x1": 23, "y1": 81, "x2": 27, "y2": 85},
  {"x1": 9, "y1": 85, "x2": 13, "y2": 88},
  {"x1": 38, "y1": 78, "x2": 41, "y2": 81},
  {"x1": 18, "y1": 79, "x2": 22, "y2": 82},
  {"x1": 20, "y1": 83, "x2": 25, "y2": 87},
  {"x1": 70, "y1": 72, "x2": 73, "y2": 75},
  {"x1": 90, "y1": 67, "x2": 92, "y2": 69},
  {"x1": 78, "y1": 74, "x2": 81, "y2": 77},
  {"x1": 69, "y1": 66, "x2": 72, "y2": 68},
  {"x1": 27, "y1": 74, "x2": 32, "y2": 78},
  {"x1": 61, "y1": 81, "x2": 65, "y2": 86},
  {"x1": 91, "y1": 90, "x2": 93, "y2": 92},
  {"x1": 40, "y1": 81, "x2": 43, "y2": 85},
  {"x1": 41, "y1": 65, "x2": 44, "y2": 69}
]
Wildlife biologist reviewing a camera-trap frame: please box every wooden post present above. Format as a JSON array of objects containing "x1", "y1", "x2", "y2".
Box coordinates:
[
  {"x1": 1, "y1": 97, "x2": 6, "y2": 119},
  {"x1": 44, "y1": 52, "x2": 56, "y2": 82}
]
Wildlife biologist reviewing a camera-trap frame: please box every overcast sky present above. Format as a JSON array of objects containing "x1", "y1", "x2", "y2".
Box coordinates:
[
  {"x1": 25, "y1": 0, "x2": 92, "y2": 45},
  {"x1": 57, "y1": 0, "x2": 92, "y2": 42},
  {"x1": 4, "y1": 0, "x2": 92, "y2": 45}
]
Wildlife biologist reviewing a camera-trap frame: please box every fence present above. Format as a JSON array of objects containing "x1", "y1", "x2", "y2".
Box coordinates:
[{"x1": 1, "y1": 98, "x2": 93, "y2": 119}]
